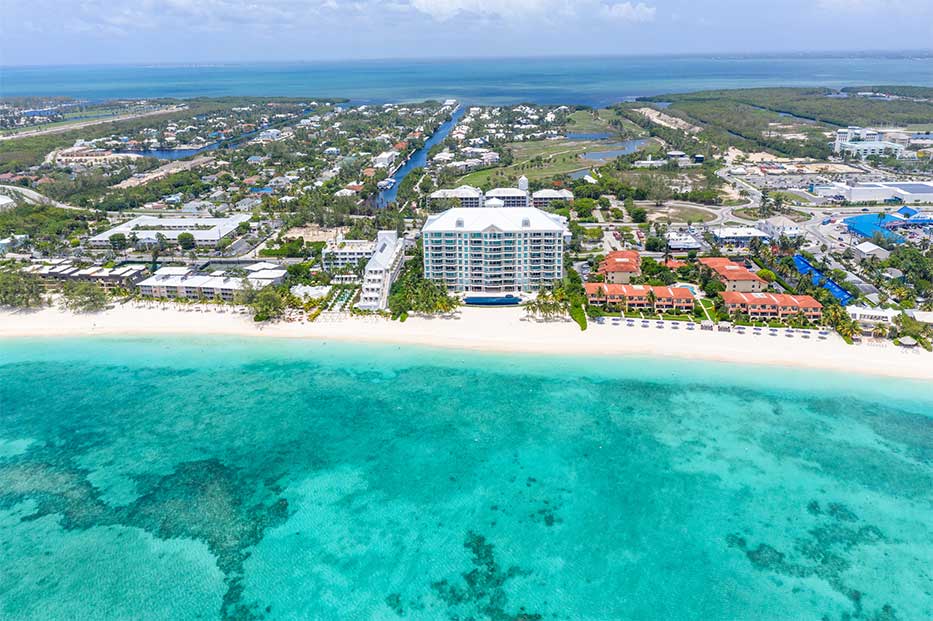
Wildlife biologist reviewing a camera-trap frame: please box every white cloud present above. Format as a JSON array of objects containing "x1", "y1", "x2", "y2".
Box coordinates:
[
  {"x1": 603, "y1": 2, "x2": 655, "y2": 22},
  {"x1": 408, "y1": 0, "x2": 569, "y2": 20}
]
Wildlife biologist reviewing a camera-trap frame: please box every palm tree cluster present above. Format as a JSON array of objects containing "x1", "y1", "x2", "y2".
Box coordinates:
[{"x1": 522, "y1": 285, "x2": 570, "y2": 320}]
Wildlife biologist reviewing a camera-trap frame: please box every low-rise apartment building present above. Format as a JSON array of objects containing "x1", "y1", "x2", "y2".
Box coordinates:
[
  {"x1": 89, "y1": 214, "x2": 250, "y2": 249},
  {"x1": 699, "y1": 258, "x2": 766, "y2": 292},
  {"x1": 720, "y1": 291, "x2": 822, "y2": 322},
  {"x1": 422, "y1": 207, "x2": 568, "y2": 294},
  {"x1": 429, "y1": 185, "x2": 485, "y2": 209},
  {"x1": 137, "y1": 264, "x2": 285, "y2": 301},
  {"x1": 597, "y1": 250, "x2": 641, "y2": 284},
  {"x1": 23, "y1": 261, "x2": 148, "y2": 292},
  {"x1": 531, "y1": 189, "x2": 574, "y2": 209},
  {"x1": 484, "y1": 187, "x2": 529, "y2": 208},
  {"x1": 585, "y1": 283, "x2": 694, "y2": 313},
  {"x1": 322, "y1": 237, "x2": 376, "y2": 270}
]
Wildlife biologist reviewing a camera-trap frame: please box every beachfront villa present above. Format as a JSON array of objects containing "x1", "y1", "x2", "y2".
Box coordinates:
[
  {"x1": 597, "y1": 250, "x2": 642, "y2": 284},
  {"x1": 699, "y1": 258, "x2": 766, "y2": 292},
  {"x1": 137, "y1": 263, "x2": 286, "y2": 301},
  {"x1": 720, "y1": 292, "x2": 822, "y2": 322},
  {"x1": 422, "y1": 206, "x2": 569, "y2": 294},
  {"x1": 22, "y1": 260, "x2": 148, "y2": 292},
  {"x1": 89, "y1": 214, "x2": 251, "y2": 249},
  {"x1": 585, "y1": 283, "x2": 695, "y2": 313},
  {"x1": 356, "y1": 231, "x2": 406, "y2": 311}
]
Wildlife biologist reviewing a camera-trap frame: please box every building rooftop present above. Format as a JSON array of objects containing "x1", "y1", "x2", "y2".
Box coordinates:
[{"x1": 423, "y1": 207, "x2": 567, "y2": 233}]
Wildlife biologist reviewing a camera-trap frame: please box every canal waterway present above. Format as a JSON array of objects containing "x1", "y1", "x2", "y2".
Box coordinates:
[{"x1": 377, "y1": 106, "x2": 466, "y2": 207}]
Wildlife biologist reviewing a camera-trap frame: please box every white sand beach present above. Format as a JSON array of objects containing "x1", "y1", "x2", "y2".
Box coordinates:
[{"x1": 2, "y1": 303, "x2": 931, "y2": 381}]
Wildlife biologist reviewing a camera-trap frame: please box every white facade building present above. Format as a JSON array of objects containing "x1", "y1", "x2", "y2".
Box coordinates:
[
  {"x1": 373, "y1": 150, "x2": 400, "y2": 169},
  {"x1": 757, "y1": 216, "x2": 802, "y2": 239},
  {"x1": 852, "y1": 241, "x2": 891, "y2": 262},
  {"x1": 666, "y1": 232, "x2": 702, "y2": 250},
  {"x1": 89, "y1": 214, "x2": 250, "y2": 249},
  {"x1": 711, "y1": 226, "x2": 770, "y2": 247},
  {"x1": 137, "y1": 264, "x2": 285, "y2": 301},
  {"x1": 422, "y1": 207, "x2": 569, "y2": 294},
  {"x1": 322, "y1": 237, "x2": 376, "y2": 270},
  {"x1": 484, "y1": 187, "x2": 529, "y2": 208},
  {"x1": 356, "y1": 231, "x2": 406, "y2": 311},
  {"x1": 429, "y1": 185, "x2": 485, "y2": 209},
  {"x1": 531, "y1": 189, "x2": 574, "y2": 209}
]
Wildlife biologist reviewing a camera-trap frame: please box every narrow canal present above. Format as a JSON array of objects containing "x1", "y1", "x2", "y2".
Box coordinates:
[{"x1": 377, "y1": 105, "x2": 466, "y2": 207}]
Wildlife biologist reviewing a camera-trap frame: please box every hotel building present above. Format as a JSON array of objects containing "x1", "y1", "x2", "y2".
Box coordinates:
[{"x1": 422, "y1": 207, "x2": 569, "y2": 294}]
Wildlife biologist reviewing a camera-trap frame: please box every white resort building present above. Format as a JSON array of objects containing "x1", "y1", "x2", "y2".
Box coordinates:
[
  {"x1": 429, "y1": 185, "x2": 485, "y2": 209},
  {"x1": 322, "y1": 237, "x2": 376, "y2": 270},
  {"x1": 531, "y1": 189, "x2": 574, "y2": 209},
  {"x1": 137, "y1": 263, "x2": 286, "y2": 301},
  {"x1": 422, "y1": 206, "x2": 569, "y2": 294},
  {"x1": 89, "y1": 214, "x2": 251, "y2": 249},
  {"x1": 356, "y1": 231, "x2": 406, "y2": 311},
  {"x1": 484, "y1": 187, "x2": 529, "y2": 208}
]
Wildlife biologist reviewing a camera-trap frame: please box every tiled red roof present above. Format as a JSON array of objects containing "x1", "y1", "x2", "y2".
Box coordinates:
[
  {"x1": 598, "y1": 250, "x2": 641, "y2": 274},
  {"x1": 699, "y1": 257, "x2": 764, "y2": 283},
  {"x1": 721, "y1": 292, "x2": 822, "y2": 309}
]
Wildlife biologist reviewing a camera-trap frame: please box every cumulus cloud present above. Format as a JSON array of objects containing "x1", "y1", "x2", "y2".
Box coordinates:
[{"x1": 603, "y1": 2, "x2": 655, "y2": 22}]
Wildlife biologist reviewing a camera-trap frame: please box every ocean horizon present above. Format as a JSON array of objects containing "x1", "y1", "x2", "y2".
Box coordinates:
[
  {"x1": 3, "y1": 52, "x2": 933, "y2": 105},
  {"x1": 1, "y1": 336, "x2": 931, "y2": 620}
]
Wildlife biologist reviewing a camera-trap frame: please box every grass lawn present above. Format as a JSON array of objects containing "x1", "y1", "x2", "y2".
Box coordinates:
[
  {"x1": 458, "y1": 138, "x2": 610, "y2": 185},
  {"x1": 733, "y1": 206, "x2": 810, "y2": 222},
  {"x1": 653, "y1": 205, "x2": 717, "y2": 223}
]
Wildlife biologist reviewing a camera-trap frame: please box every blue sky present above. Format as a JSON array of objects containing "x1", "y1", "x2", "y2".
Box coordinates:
[{"x1": 1, "y1": 0, "x2": 931, "y2": 66}]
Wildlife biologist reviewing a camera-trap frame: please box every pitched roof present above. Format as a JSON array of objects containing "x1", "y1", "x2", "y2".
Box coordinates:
[
  {"x1": 699, "y1": 257, "x2": 764, "y2": 283},
  {"x1": 720, "y1": 291, "x2": 822, "y2": 309},
  {"x1": 599, "y1": 250, "x2": 641, "y2": 273}
]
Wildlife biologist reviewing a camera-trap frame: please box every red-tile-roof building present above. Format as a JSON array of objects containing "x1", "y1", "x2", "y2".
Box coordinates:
[
  {"x1": 720, "y1": 291, "x2": 822, "y2": 322},
  {"x1": 586, "y1": 283, "x2": 695, "y2": 313},
  {"x1": 598, "y1": 250, "x2": 642, "y2": 284},
  {"x1": 699, "y1": 257, "x2": 765, "y2": 292}
]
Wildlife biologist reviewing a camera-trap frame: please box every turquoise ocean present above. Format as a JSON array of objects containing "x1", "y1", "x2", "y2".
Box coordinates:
[
  {"x1": 3, "y1": 54, "x2": 933, "y2": 105},
  {"x1": 1, "y1": 337, "x2": 931, "y2": 620}
]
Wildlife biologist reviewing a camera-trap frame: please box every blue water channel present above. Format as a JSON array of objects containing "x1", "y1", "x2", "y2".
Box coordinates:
[{"x1": 377, "y1": 106, "x2": 466, "y2": 207}]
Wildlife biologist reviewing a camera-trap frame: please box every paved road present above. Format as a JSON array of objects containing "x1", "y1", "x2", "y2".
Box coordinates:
[
  {"x1": 0, "y1": 185, "x2": 93, "y2": 212},
  {"x1": 0, "y1": 106, "x2": 184, "y2": 142}
]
